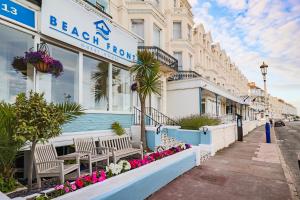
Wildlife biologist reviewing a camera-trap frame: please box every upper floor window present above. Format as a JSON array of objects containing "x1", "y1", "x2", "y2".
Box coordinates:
[
  {"x1": 131, "y1": 19, "x2": 145, "y2": 46},
  {"x1": 173, "y1": 22, "x2": 182, "y2": 39},
  {"x1": 174, "y1": 0, "x2": 177, "y2": 7},
  {"x1": 189, "y1": 53, "x2": 193, "y2": 70},
  {"x1": 87, "y1": 0, "x2": 109, "y2": 13},
  {"x1": 153, "y1": 24, "x2": 161, "y2": 47},
  {"x1": 173, "y1": 51, "x2": 182, "y2": 70},
  {"x1": 188, "y1": 25, "x2": 192, "y2": 41}
]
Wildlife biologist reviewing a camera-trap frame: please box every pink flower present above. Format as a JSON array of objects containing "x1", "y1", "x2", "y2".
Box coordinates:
[
  {"x1": 71, "y1": 184, "x2": 77, "y2": 191},
  {"x1": 64, "y1": 187, "x2": 70, "y2": 193},
  {"x1": 58, "y1": 184, "x2": 64, "y2": 190}
]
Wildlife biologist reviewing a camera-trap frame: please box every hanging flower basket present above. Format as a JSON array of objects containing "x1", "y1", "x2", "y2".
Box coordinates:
[
  {"x1": 35, "y1": 61, "x2": 50, "y2": 73},
  {"x1": 131, "y1": 82, "x2": 138, "y2": 91},
  {"x1": 12, "y1": 49, "x2": 63, "y2": 77},
  {"x1": 11, "y1": 57, "x2": 27, "y2": 76}
]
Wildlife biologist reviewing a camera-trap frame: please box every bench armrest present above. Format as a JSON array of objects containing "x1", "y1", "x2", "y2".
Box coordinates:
[
  {"x1": 130, "y1": 141, "x2": 143, "y2": 150},
  {"x1": 36, "y1": 160, "x2": 64, "y2": 165},
  {"x1": 94, "y1": 147, "x2": 109, "y2": 154}
]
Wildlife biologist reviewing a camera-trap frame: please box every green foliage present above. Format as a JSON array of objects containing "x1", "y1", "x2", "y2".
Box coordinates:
[
  {"x1": 0, "y1": 176, "x2": 19, "y2": 193},
  {"x1": 130, "y1": 50, "x2": 161, "y2": 100},
  {"x1": 35, "y1": 194, "x2": 50, "y2": 200},
  {"x1": 12, "y1": 91, "x2": 85, "y2": 189},
  {"x1": 14, "y1": 91, "x2": 84, "y2": 144},
  {"x1": 178, "y1": 115, "x2": 221, "y2": 130},
  {"x1": 111, "y1": 122, "x2": 125, "y2": 136},
  {"x1": 0, "y1": 102, "x2": 24, "y2": 181}
]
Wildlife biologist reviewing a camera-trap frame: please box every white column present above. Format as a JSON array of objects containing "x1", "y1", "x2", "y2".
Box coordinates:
[{"x1": 78, "y1": 52, "x2": 83, "y2": 105}]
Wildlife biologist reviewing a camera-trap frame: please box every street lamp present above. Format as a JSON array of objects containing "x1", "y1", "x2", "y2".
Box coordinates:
[{"x1": 260, "y1": 62, "x2": 271, "y2": 143}]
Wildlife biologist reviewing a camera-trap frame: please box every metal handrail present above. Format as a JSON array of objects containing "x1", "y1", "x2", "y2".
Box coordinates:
[
  {"x1": 145, "y1": 107, "x2": 179, "y2": 126},
  {"x1": 169, "y1": 70, "x2": 201, "y2": 81},
  {"x1": 133, "y1": 107, "x2": 161, "y2": 126},
  {"x1": 138, "y1": 46, "x2": 178, "y2": 71}
]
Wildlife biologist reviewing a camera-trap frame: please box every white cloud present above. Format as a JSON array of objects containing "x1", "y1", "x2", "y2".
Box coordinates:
[
  {"x1": 191, "y1": 0, "x2": 300, "y2": 114},
  {"x1": 215, "y1": 0, "x2": 247, "y2": 10}
]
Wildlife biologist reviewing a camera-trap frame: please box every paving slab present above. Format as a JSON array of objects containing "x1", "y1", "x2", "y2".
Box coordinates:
[{"x1": 149, "y1": 126, "x2": 293, "y2": 200}]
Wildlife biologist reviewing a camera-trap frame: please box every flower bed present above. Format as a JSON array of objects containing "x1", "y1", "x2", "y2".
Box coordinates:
[{"x1": 33, "y1": 144, "x2": 191, "y2": 200}]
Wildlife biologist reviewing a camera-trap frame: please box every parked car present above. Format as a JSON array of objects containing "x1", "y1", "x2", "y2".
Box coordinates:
[{"x1": 274, "y1": 120, "x2": 285, "y2": 127}]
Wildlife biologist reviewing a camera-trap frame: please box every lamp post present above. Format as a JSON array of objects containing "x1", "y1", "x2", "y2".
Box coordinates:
[{"x1": 260, "y1": 62, "x2": 271, "y2": 143}]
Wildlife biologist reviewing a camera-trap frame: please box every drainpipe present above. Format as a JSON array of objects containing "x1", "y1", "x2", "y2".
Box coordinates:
[{"x1": 199, "y1": 87, "x2": 202, "y2": 115}]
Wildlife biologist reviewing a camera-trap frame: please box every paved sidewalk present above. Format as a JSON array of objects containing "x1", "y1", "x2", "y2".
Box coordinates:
[{"x1": 149, "y1": 126, "x2": 293, "y2": 200}]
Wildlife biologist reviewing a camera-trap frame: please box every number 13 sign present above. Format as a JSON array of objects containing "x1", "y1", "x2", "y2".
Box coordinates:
[{"x1": 0, "y1": 0, "x2": 35, "y2": 29}]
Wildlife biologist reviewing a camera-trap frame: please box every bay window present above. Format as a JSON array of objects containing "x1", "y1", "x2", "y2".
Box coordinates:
[
  {"x1": 153, "y1": 24, "x2": 161, "y2": 47},
  {"x1": 131, "y1": 19, "x2": 145, "y2": 46},
  {"x1": 83, "y1": 56, "x2": 109, "y2": 110},
  {"x1": 112, "y1": 66, "x2": 131, "y2": 112},
  {"x1": 173, "y1": 22, "x2": 182, "y2": 39},
  {"x1": 39, "y1": 44, "x2": 79, "y2": 103},
  {"x1": 0, "y1": 24, "x2": 34, "y2": 103}
]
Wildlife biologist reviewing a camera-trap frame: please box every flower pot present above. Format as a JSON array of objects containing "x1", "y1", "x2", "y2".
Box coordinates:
[{"x1": 35, "y1": 62, "x2": 49, "y2": 73}]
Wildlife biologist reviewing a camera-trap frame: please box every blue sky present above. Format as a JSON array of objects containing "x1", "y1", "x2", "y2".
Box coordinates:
[{"x1": 188, "y1": 0, "x2": 300, "y2": 114}]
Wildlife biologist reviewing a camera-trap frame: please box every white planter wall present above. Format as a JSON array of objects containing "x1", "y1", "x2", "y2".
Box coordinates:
[{"x1": 204, "y1": 120, "x2": 264, "y2": 155}]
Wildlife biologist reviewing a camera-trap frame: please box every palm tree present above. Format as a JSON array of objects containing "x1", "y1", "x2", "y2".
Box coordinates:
[
  {"x1": 131, "y1": 50, "x2": 161, "y2": 149},
  {"x1": 0, "y1": 103, "x2": 23, "y2": 182}
]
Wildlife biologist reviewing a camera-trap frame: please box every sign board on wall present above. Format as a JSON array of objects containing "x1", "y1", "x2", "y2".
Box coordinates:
[
  {"x1": 0, "y1": 0, "x2": 36, "y2": 29},
  {"x1": 41, "y1": 0, "x2": 138, "y2": 66}
]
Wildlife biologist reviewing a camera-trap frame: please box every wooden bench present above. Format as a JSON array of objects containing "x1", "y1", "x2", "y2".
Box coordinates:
[
  {"x1": 74, "y1": 138, "x2": 109, "y2": 174},
  {"x1": 34, "y1": 144, "x2": 80, "y2": 188},
  {"x1": 99, "y1": 135, "x2": 143, "y2": 163}
]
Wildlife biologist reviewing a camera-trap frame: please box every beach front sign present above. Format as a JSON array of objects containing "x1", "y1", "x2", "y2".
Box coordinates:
[{"x1": 41, "y1": 0, "x2": 138, "y2": 66}]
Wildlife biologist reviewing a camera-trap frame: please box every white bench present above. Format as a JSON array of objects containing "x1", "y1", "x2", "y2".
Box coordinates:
[
  {"x1": 34, "y1": 144, "x2": 80, "y2": 188},
  {"x1": 74, "y1": 138, "x2": 109, "y2": 174},
  {"x1": 99, "y1": 135, "x2": 143, "y2": 163}
]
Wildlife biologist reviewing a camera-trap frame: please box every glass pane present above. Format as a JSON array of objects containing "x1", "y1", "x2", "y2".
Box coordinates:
[
  {"x1": 39, "y1": 44, "x2": 79, "y2": 103},
  {"x1": 112, "y1": 66, "x2": 131, "y2": 112},
  {"x1": 153, "y1": 24, "x2": 161, "y2": 47},
  {"x1": 173, "y1": 22, "x2": 181, "y2": 39},
  {"x1": 83, "y1": 56, "x2": 109, "y2": 110},
  {"x1": 0, "y1": 24, "x2": 34, "y2": 103}
]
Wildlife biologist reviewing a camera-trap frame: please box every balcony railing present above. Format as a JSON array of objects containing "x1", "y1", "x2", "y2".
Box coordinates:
[
  {"x1": 138, "y1": 46, "x2": 178, "y2": 71},
  {"x1": 168, "y1": 70, "x2": 201, "y2": 81}
]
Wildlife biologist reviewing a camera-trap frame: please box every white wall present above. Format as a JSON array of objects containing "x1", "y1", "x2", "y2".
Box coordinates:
[
  {"x1": 204, "y1": 120, "x2": 265, "y2": 155},
  {"x1": 167, "y1": 88, "x2": 199, "y2": 118}
]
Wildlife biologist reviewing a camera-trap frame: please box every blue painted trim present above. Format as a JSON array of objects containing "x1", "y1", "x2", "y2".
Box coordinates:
[
  {"x1": 91, "y1": 153, "x2": 196, "y2": 200},
  {"x1": 62, "y1": 113, "x2": 133, "y2": 133},
  {"x1": 0, "y1": 0, "x2": 35, "y2": 28},
  {"x1": 49, "y1": 27, "x2": 134, "y2": 63}
]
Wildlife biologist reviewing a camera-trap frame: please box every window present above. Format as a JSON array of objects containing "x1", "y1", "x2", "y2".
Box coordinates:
[
  {"x1": 112, "y1": 66, "x2": 130, "y2": 112},
  {"x1": 0, "y1": 24, "x2": 34, "y2": 103},
  {"x1": 189, "y1": 54, "x2": 193, "y2": 70},
  {"x1": 173, "y1": 52, "x2": 182, "y2": 70},
  {"x1": 173, "y1": 22, "x2": 182, "y2": 39},
  {"x1": 153, "y1": 24, "x2": 161, "y2": 47},
  {"x1": 39, "y1": 44, "x2": 79, "y2": 103},
  {"x1": 188, "y1": 25, "x2": 192, "y2": 41},
  {"x1": 83, "y1": 56, "x2": 109, "y2": 110},
  {"x1": 174, "y1": 0, "x2": 177, "y2": 7},
  {"x1": 131, "y1": 19, "x2": 144, "y2": 46},
  {"x1": 87, "y1": 0, "x2": 109, "y2": 13}
]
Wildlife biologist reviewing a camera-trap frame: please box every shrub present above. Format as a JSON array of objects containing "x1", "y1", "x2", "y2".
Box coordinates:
[
  {"x1": 0, "y1": 176, "x2": 19, "y2": 193},
  {"x1": 111, "y1": 122, "x2": 125, "y2": 136},
  {"x1": 178, "y1": 115, "x2": 221, "y2": 130}
]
